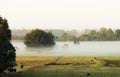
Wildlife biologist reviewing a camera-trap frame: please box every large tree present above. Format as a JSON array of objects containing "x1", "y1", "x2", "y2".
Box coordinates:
[
  {"x1": 24, "y1": 29, "x2": 55, "y2": 47},
  {"x1": 0, "y1": 17, "x2": 16, "y2": 72}
]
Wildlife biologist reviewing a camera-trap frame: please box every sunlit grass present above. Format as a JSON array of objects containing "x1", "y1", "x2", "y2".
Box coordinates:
[
  {"x1": 2, "y1": 56, "x2": 120, "y2": 77},
  {"x1": 15, "y1": 56, "x2": 59, "y2": 72}
]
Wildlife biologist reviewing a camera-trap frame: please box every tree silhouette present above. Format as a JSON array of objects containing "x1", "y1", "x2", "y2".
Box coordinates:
[{"x1": 0, "y1": 16, "x2": 16, "y2": 73}]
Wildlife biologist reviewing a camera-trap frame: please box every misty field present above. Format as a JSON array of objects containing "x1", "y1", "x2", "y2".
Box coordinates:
[{"x1": 1, "y1": 56, "x2": 120, "y2": 77}]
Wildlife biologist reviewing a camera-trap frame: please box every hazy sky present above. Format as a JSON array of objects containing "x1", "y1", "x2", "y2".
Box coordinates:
[{"x1": 0, "y1": 0, "x2": 120, "y2": 30}]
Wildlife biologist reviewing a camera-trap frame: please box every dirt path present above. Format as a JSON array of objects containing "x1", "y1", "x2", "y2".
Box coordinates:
[
  {"x1": 52, "y1": 56, "x2": 62, "y2": 63},
  {"x1": 29, "y1": 56, "x2": 63, "y2": 70}
]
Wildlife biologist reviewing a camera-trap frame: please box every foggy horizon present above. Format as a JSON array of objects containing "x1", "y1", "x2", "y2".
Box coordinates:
[{"x1": 1, "y1": 0, "x2": 120, "y2": 30}]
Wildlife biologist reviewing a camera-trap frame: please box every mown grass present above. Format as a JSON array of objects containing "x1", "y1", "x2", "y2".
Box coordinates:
[{"x1": 1, "y1": 56, "x2": 120, "y2": 77}]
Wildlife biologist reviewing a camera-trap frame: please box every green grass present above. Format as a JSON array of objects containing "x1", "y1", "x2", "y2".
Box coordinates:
[{"x1": 2, "y1": 56, "x2": 120, "y2": 77}]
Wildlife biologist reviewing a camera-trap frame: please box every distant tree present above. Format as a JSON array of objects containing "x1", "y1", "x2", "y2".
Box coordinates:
[
  {"x1": 95, "y1": 27, "x2": 115, "y2": 41},
  {"x1": 73, "y1": 36, "x2": 79, "y2": 44},
  {"x1": 98, "y1": 27, "x2": 108, "y2": 40},
  {"x1": 115, "y1": 29, "x2": 120, "y2": 40},
  {"x1": 0, "y1": 17, "x2": 16, "y2": 73},
  {"x1": 79, "y1": 27, "x2": 116, "y2": 41},
  {"x1": 60, "y1": 32, "x2": 76, "y2": 41},
  {"x1": 61, "y1": 32, "x2": 68, "y2": 41},
  {"x1": 106, "y1": 28, "x2": 116, "y2": 40},
  {"x1": 88, "y1": 30, "x2": 97, "y2": 41},
  {"x1": 24, "y1": 29, "x2": 55, "y2": 47},
  {"x1": 79, "y1": 34, "x2": 90, "y2": 41}
]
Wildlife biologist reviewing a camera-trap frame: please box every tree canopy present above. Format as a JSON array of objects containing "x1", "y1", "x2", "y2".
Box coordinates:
[
  {"x1": 24, "y1": 29, "x2": 55, "y2": 47},
  {"x1": 0, "y1": 16, "x2": 16, "y2": 72},
  {"x1": 115, "y1": 29, "x2": 120, "y2": 40},
  {"x1": 79, "y1": 27, "x2": 116, "y2": 41}
]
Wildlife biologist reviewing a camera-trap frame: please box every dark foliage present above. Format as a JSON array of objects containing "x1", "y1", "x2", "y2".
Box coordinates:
[
  {"x1": 24, "y1": 29, "x2": 55, "y2": 47},
  {"x1": 0, "y1": 16, "x2": 16, "y2": 72}
]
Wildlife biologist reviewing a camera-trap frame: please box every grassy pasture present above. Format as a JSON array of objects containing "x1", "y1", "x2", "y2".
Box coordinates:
[{"x1": 1, "y1": 56, "x2": 120, "y2": 77}]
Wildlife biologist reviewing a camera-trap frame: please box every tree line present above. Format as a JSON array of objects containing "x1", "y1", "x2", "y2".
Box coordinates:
[
  {"x1": 12, "y1": 27, "x2": 120, "y2": 41},
  {"x1": 58, "y1": 27, "x2": 120, "y2": 41}
]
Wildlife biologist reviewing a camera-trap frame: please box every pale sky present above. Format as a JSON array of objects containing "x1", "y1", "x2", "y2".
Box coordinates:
[{"x1": 0, "y1": 0, "x2": 120, "y2": 30}]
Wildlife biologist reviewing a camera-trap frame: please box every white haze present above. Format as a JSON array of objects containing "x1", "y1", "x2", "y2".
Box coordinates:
[{"x1": 0, "y1": 0, "x2": 120, "y2": 30}]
